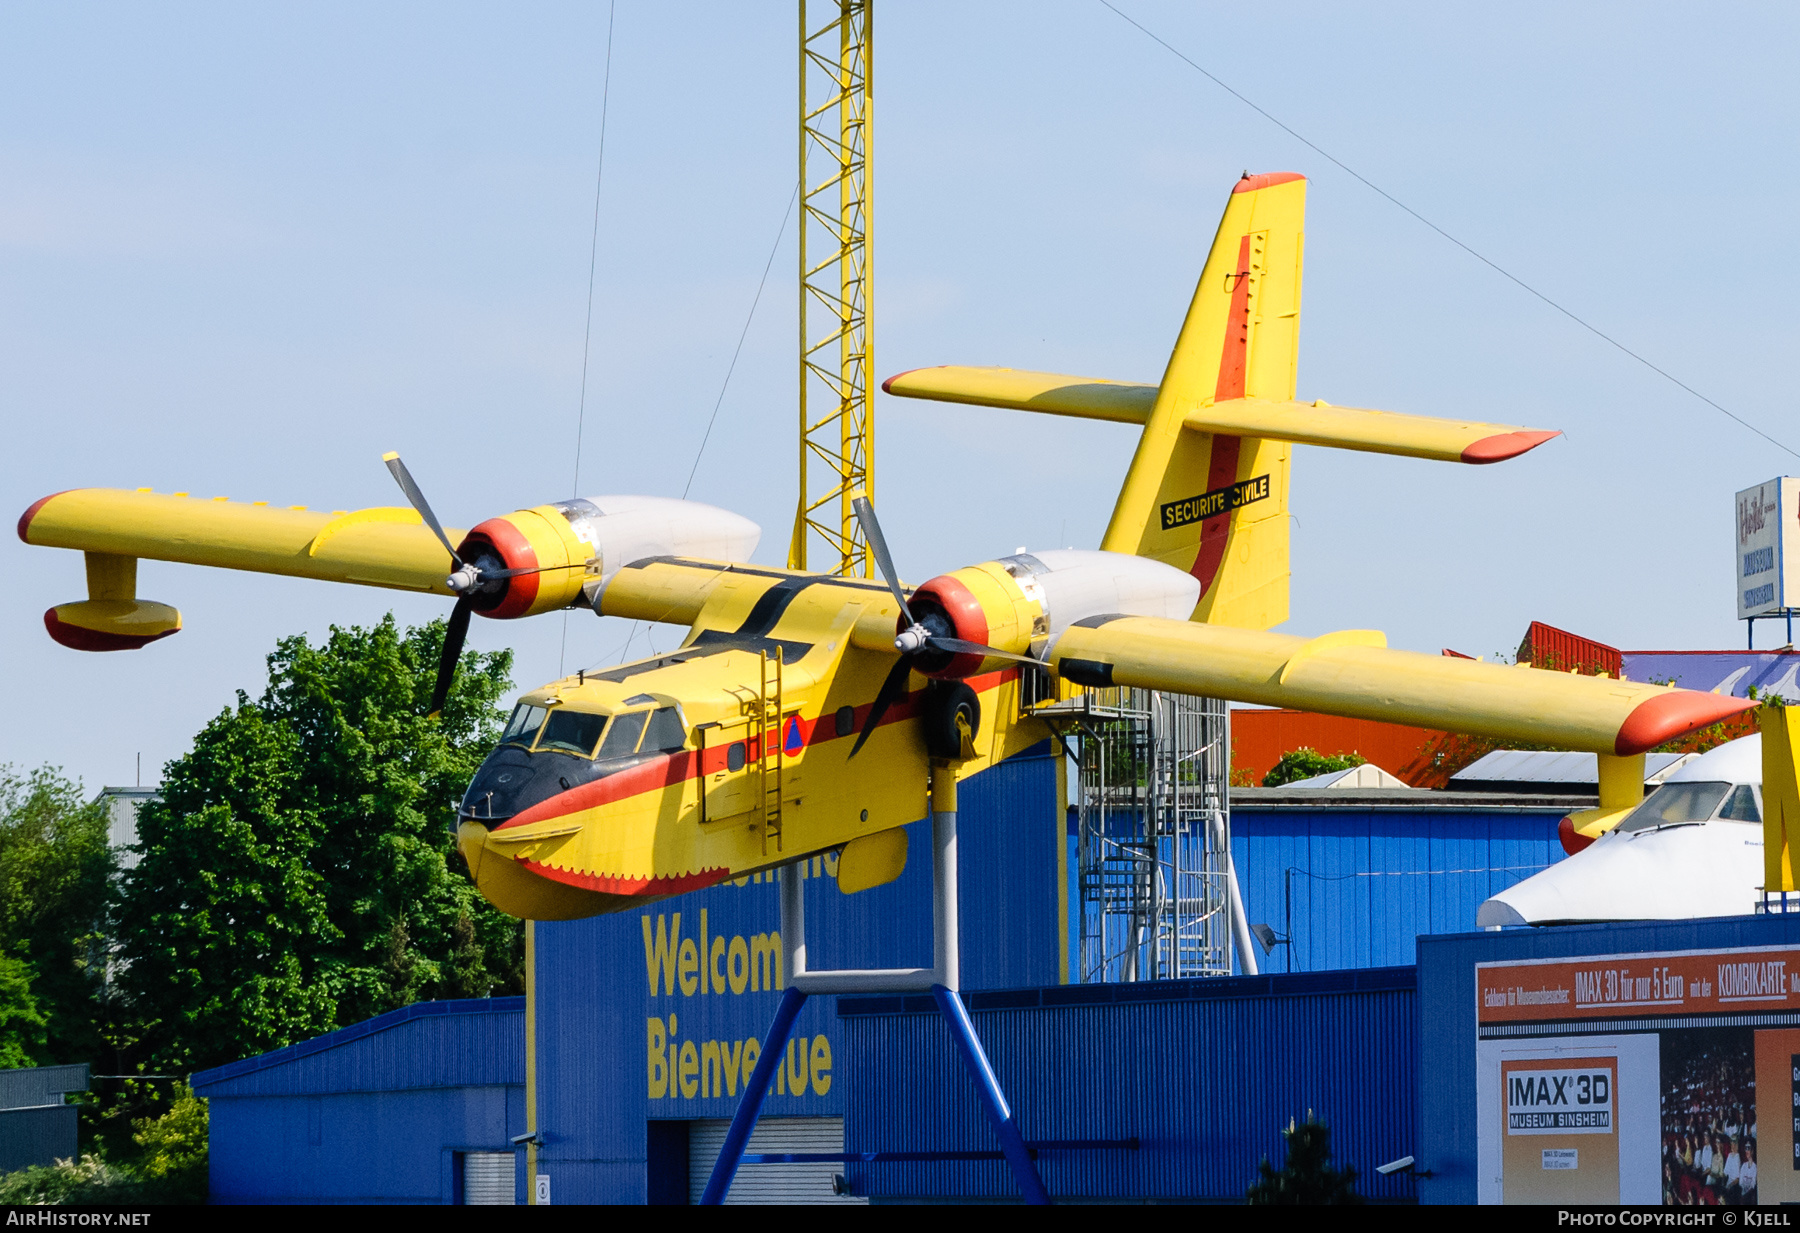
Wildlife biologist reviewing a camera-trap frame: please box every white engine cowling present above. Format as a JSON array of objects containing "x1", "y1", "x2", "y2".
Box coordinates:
[
  {"x1": 559, "y1": 495, "x2": 761, "y2": 595},
  {"x1": 906, "y1": 549, "x2": 1200, "y2": 677}
]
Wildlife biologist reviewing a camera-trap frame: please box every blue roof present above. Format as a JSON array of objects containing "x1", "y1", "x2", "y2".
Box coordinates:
[{"x1": 191, "y1": 997, "x2": 523, "y2": 1098}]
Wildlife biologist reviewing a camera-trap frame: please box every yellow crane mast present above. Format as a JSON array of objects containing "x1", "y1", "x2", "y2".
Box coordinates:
[{"x1": 789, "y1": 0, "x2": 874, "y2": 577}]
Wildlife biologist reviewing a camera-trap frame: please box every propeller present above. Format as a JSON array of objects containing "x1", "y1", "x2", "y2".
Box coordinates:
[
  {"x1": 382, "y1": 451, "x2": 567, "y2": 718},
  {"x1": 846, "y1": 495, "x2": 1048, "y2": 757}
]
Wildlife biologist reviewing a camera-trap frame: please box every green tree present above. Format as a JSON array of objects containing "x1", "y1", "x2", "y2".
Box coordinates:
[
  {"x1": 0, "y1": 955, "x2": 46, "y2": 1067},
  {"x1": 1246, "y1": 1112, "x2": 1363, "y2": 1204},
  {"x1": 0, "y1": 765, "x2": 112, "y2": 1064},
  {"x1": 114, "y1": 615, "x2": 519, "y2": 1073},
  {"x1": 1262, "y1": 748, "x2": 1366, "y2": 787}
]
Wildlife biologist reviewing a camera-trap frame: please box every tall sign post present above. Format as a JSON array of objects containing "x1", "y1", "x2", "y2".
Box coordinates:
[{"x1": 1736, "y1": 477, "x2": 1798, "y2": 648}]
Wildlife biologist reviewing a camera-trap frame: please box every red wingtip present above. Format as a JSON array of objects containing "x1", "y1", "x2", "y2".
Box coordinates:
[
  {"x1": 1233, "y1": 172, "x2": 1306, "y2": 194},
  {"x1": 1615, "y1": 691, "x2": 1758, "y2": 756},
  {"x1": 17, "y1": 491, "x2": 72, "y2": 543},
  {"x1": 1558, "y1": 816, "x2": 1595, "y2": 856},
  {"x1": 1461, "y1": 430, "x2": 1561, "y2": 464},
  {"x1": 880, "y1": 367, "x2": 943, "y2": 396},
  {"x1": 44, "y1": 608, "x2": 178, "y2": 652}
]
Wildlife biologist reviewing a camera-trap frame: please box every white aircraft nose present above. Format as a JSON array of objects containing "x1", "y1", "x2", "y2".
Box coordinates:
[
  {"x1": 1477, "y1": 821, "x2": 1762, "y2": 927},
  {"x1": 1476, "y1": 898, "x2": 1527, "y2": 928}
]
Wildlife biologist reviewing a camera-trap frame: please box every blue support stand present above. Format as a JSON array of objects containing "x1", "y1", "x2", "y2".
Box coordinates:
[
  {"x1": 699, "y1": 773, "x2": 1052, "y2": 1205},
  {"x1": 931, "y1": 983, "x2": 1052, "y2": 1205},
  {"x1": 699, "y1": 985, "x2": 809, "y2": 1206}
]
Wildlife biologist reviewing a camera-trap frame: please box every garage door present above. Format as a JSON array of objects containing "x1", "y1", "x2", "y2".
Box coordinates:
[
  {"x1": 688, "y1": 1117, "x2": 867, "y2": 1204},
  {"x1": 461, "y1": 1151, "x2": 516, "y2": 1205}
]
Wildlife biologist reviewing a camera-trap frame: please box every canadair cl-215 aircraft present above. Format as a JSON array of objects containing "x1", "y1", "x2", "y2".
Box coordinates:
[{"x1": 17, "y1": 170, "x2": 1755, "y2": 922}]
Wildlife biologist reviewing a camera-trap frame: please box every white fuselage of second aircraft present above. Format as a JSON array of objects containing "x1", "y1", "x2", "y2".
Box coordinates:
[{"x1": 1477, "y1": 735, "x2": 1766, "y2": 927}]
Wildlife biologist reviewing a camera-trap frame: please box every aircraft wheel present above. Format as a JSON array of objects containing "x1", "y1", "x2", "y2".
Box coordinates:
[{"x1": 922, "y1": 681, "x2": 980, "y2": 760}]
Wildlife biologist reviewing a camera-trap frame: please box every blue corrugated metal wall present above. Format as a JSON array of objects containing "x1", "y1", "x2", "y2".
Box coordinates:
[
  {"x1": 531, "y1": 742, "x2": 1064, "y2": 1203},
  {"x1": 839, "y1": 969, "x2": 1419, "y2": 1202},
  {"x1": 193, "y1": 998, "x2": 525, "y2": 1204},
  {"x1": 1416, "y1": 914, "x2": 1800, "y2": 1205},
  {"x1": 1232, "y1": 804, "x2": 1565, "y2": 972}
]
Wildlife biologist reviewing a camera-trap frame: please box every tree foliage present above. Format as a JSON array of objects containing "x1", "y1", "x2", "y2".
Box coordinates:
[
  {"x1": 1262, "y1": 748, "x2": 1366, "y2": 787},
  {"x1": 113, "y1": 615, "x2": 520, "y2": 1073},
  {"x1": 1246, "y1": 1112, "x2": 1363, "y2": 1204},
  {"x1": 0, "y1": 766, "x2": 112, "y2": 1065}
]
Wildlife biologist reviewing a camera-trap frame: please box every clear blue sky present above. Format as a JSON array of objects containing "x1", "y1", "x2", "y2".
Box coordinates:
[{"x1": 4, "y1": 1, "x2": 1796, "y2": 792}]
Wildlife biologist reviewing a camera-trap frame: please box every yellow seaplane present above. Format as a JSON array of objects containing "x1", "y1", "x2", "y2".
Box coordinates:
[{"x1": 17, "y1": 171, "x2": 1754, "y2": 922}]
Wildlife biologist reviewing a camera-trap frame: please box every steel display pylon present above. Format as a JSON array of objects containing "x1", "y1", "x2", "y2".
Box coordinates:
[{"x1": 699, "y1": 773, "x2": 1050, "y2": 1205}]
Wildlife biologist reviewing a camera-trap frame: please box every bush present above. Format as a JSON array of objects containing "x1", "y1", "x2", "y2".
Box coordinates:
[
  {"x1": 1262, "y1": 748, "x2": 1365, "y2": 787},
  {"x1": 134, "y1": 1084, "x2": 208, "y2": 1188},
  {"x1": 0, "y1": 1154, "x2": 146, "y2": 1205},
  {"x1": 0, "y1": 1088, "x2": 208, "y2": 1206}
]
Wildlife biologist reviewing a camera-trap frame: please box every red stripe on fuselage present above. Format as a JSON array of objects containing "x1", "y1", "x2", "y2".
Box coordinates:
[{"x1": 492, "y1": 666, "x2": 1021, "y2": 828}]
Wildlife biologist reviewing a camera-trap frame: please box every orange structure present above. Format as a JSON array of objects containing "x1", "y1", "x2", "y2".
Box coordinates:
[{"x1": 1230, "y1": 708, "x2": 1452, "y2": 787}]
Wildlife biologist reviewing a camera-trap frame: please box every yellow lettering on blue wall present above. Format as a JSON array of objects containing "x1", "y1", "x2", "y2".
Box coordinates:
[
  {"x1": 728, "y1": 936, "x2": 751, "y2": 995},
  {"x1": 679, "y1": 1040, "x2": 699, "y2": 1099},
  {"x1": 785, "y1": 1038, "x2": 807, "y2": 1095},
  {"x1": 642, "y1": 913, "x2": 682, "y2": 996},
  {"x1": 710, "y1": 935, "x2": 727, "y2": 995},
  {"x1": 810, "y1": 1035, "x2": 832, "y2": 1096},
  {"x1": 751, "y1": 932, "x2": 782, "y2": 991},
  {"x1": 678, "y1": 938, "x2": 699, "y2": 996},
  {"x1": 723, "y1": 1040, "x2": 744, "y2": 1096},
  {"x1": 646, "y1": 1017, "x2": 667, "y2": 1099},
  {"x1": 701, "y1": 1040, "x2": 723, "y2": 1097}
]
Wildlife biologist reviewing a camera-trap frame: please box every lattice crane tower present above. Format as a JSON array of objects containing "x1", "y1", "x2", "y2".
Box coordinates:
[{"x1": 789, "y1": 0, "x2": 874, "y2": 577}]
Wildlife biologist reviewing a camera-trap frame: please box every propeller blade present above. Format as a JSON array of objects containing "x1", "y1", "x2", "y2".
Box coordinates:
[
  {"x1": 850, "y1": 495, "x2": 914, "y2": 626},
  {"x1": 383, "y1": 451, "x2": 464, "y2": 567},
  {"x1": 848, "y1": 655, "x2": 914, "y2": 759},
  {"x1": 929, "y1": 635, "x2": 1049, "y2": 668},
  {"x1": 428, "y1": 595, "x2": 474, "y2": 718}
]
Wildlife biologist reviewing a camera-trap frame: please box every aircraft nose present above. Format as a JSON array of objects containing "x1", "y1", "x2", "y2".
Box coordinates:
[{"x1": 1476, "y1": 898, "x2": 1528, "y2": 928}]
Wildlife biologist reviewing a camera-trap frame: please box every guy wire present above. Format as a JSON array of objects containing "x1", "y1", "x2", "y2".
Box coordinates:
[
  {"x1": 1098, "y1": 0, "x2": 1800, "y2": 462},
  {"x1": 563, "y1": 0, "x2": 618, "y2": 678}
]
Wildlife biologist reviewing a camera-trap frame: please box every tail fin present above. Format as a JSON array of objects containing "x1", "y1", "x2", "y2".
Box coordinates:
[{"x1": 1099, "y1": 171, "x2": 1306, "y2": 629}]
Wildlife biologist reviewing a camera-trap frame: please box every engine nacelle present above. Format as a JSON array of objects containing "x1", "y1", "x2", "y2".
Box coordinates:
[
  {"x1": 460, "y1": 495, "x2": 760, "y2": 620},
  {"x1": 908, "y1": 549, "x2": 1200, "y2": 678}
]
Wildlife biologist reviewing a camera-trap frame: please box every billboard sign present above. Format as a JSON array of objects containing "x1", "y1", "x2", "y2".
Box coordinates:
[
  {"x1": 1736, "y1": 477, "x2": 1798, "y2": 619},
  {"x1": 1476, "y1": 943, "x2": 1800, "y2": 1205}
]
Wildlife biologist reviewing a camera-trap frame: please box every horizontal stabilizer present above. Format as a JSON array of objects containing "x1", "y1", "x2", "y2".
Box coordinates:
[
  {"x1": 883, "y1": 365, "x2": 1560, "y2": 464},
  {"x1": 883, "y1": 366, "x2": 1155, "y2": 424}
]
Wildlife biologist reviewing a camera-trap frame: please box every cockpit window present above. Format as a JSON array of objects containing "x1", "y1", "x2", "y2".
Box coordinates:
[
  {"x1": 537, "y1": 709, "x2": 610, "y2": 757},
  {"x1": 1617, "y1": 781, "x2": 1733, "y2": 832},
  {"x1": 501, "y1": 704, "x2": 547, "y2": 748},
  {"x1": 598, "y1": 710, "x2": 649, "y2": 760},
  {"x1": 1719, "y1": 783, "x2": 1762, "y2": 823},
  {"x1": 641, "y1": 707, "x2": 687, "y2": 754}
]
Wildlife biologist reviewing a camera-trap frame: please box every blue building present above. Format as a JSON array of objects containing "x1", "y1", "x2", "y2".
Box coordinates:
[
  {"x1": 193, "y1": 999, "x2": 525, "y2": 1204},
  {"x1": 197, "y1": 747, "x2": 1579, "y2": 1203}
]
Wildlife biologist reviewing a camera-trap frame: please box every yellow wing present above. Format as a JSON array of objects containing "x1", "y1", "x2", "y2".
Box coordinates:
[
  {"x1": 21, "y1": 488, "x2": 459, "y2": 594},
  {"x1": 1047, "y1": 614, "x2": 1754, "y2": 757},
  {"x1": 883, "y1": 365, "x2": 1559, "y2": 464}
]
